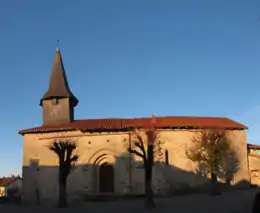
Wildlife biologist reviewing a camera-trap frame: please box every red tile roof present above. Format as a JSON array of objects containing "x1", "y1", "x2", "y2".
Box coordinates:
[
  {"x1": 247, "y1": 144, "x2": 260, "y2": 150},
  {"x1": 18, "y1": 116, "x2": 247, "y2": 135},
  {"x1": 0, "y1": 177, "x2": 20, "y2": 187}
]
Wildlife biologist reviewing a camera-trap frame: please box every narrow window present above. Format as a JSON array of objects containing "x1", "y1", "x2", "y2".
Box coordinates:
[{"x1": 165, "y1": 150, "x2": 169, "y2": 165}]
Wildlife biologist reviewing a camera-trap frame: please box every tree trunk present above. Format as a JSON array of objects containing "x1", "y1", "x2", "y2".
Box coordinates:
[
  {"x1": 252, "y1": 192, "x2": 260, "y2": 213},
  {"x1": 210, "y1": 171, "x2": 219, "y2": 195},
  {"x1": 144, "y1": 144, "x2": 155, "y2": 208},
  {"x1": 225, "y1": 178, "x2": 232, "y2": 191},
  {"x1": 36, "y1": 188, "x2": 40, "y2": 206},
  {"x1": 144, "y1": 168, "x2": 155, "y2": 208},
  {"x1": 58, "y1": 175, "x2": 68, "y2": 208}
]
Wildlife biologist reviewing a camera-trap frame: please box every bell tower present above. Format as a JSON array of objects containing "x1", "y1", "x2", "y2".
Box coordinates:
[{"x1": 40, "y1": 48, "x2": 78, "y2": 126}]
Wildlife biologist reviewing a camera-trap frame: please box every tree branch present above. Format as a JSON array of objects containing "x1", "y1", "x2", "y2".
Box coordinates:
[
  {"x1": 134, "y1": 141, "x2": 146, "y2": 158},
  {"x1": 128, "y1": 148, "x2": 145, "y2": 160},
  {"x1": 135, "y1": 132, "x2": 147, "y2": 160}
]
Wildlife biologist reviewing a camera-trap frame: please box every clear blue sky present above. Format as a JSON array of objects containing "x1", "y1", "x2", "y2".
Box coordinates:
[{"x1": 0, "y1": 0, "x2": 260, "y2": 176}]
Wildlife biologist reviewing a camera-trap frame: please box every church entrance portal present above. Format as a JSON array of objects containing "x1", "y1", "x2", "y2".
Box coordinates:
[{"x1": 99, "y1": 163, "x2": 114, "y2": 193}]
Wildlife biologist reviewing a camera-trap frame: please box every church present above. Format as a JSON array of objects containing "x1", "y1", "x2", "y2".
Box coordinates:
[{"x1": 19, "y1": 49, "x2": 250, "y2": 205}]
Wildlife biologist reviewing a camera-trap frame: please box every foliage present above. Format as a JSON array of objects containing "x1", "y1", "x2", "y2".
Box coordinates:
[
  {"x1": 185, "y1": 129, "x2": 239, "y2": 184},
  {"x1": 7, "y1": 187, "x2": 19, "y2": 198},
  {"x1": 6, "y1": 187, "x2": 21, "y2": 203}
]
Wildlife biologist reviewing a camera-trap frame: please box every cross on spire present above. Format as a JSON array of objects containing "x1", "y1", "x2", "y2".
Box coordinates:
[{"x1": 56, "y1": 39, "x2": 60, "y2": 51}]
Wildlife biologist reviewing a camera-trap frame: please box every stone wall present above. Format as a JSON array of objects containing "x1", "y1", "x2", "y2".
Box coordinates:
[
  {"x1": 248, "y1": 149, "x2": 260, "y2": 185},
  {"x1": 22, "y1": 129, "x2": 250, "y2": 204}
]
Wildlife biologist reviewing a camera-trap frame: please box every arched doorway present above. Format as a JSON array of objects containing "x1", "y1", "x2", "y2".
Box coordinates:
[{"x1": 99, "y1": 163, "x2": 114, "y2": 193}]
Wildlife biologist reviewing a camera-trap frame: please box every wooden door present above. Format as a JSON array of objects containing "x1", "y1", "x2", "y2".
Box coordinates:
[{"x1": 99, "y1": 163, "x2": 114, "y2": 193}]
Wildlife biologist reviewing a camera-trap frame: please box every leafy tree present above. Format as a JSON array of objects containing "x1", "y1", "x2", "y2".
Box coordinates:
[
  {"x1": 128, "y1": 115, "x2": 159, "y2": 208},
  {"x1": 48, "y1": 140, "x2": 78, "y2": 207},
  {"x1": 185, "y1": 129, "x2": 238, "y2": 194}
]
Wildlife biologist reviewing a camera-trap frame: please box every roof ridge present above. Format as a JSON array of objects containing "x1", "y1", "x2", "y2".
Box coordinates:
[
  {"x1": 76, "y1": 115, "x2": 231, "y2": 121},
  {"x1": 19, "y1": 115, "x2": 248, "y2": 135}
]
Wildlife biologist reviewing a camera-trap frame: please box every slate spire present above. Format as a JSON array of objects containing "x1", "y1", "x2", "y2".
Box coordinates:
[{"x1": 40, "y1": 48, "x2": 78, "y2": 106}]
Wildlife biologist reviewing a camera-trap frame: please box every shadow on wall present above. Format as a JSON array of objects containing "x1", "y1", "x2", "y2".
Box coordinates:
[{"x1": 21, "y1": 151, "x2": 251, "y2": 206}]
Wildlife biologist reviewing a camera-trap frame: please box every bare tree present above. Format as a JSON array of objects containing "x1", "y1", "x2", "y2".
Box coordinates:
[
  {"x1": 48, "y1": 140, "x2": 78, "y2": 207},
  {"x1": 128, "y1": 115, "x2": 159, "y2": 208},
  {"x1": 185, "y1": 129, "x2": 238, "y2": 194}
]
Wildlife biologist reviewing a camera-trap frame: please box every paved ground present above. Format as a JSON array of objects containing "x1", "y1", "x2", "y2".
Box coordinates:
[{"x1": 0, "y1": 189, "x2": 258, "y2": 213}]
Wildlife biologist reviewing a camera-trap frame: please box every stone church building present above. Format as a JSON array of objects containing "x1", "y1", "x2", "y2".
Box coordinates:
[{"x1": 19, "y1": 49, "x2": 250, "y2": 204}]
